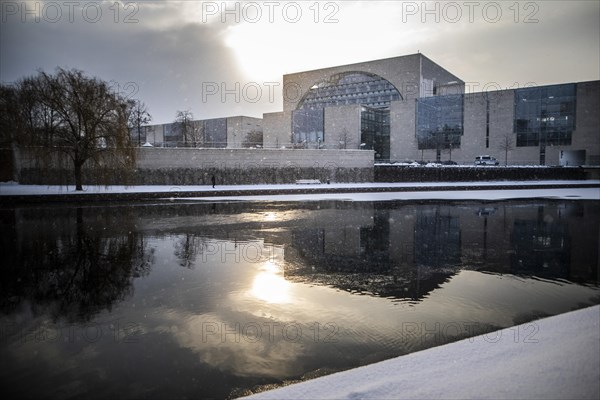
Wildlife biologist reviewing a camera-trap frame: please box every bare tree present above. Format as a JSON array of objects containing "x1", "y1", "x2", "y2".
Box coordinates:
[
  {"x1": 188, "y1": 121, "x2": 205, "y2": 147},
  {"x1": 497, "y1": 131, "x2": 515, "y2": 166},
  {"x1": 0, "y1": 84, "x2": 22, "y2": 181},
  {"x1": 8, "y1": 68, "x2": 136, "y2": 190},
  {"x1": 339, "y1": 127, "x2": 349, "y2": 149},
  {"x1": 242, "y1": 130, "x2": 263, "y2": 148},
  {"x1": 173, "y1": 110, "x2": 197, "y2": 147},
  {"x1": 127, "y1": 99, "x2": 152, "y2": 146},
  {"x1": 173, "y1": 234, "x2": 207, "y2": 268}
]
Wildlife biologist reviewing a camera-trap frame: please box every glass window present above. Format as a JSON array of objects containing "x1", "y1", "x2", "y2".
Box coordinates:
[
  {"x1": 204, "y1": 118, "x2": 227, "y2": 148},
  {"x1": 297, "y1": 72, "x2": 401, "y2": 111},
  {"x1": 292, "y1": 108, "x2": 324, "y2": 147},
  {"x1": 361, "y1": 107, "x2": 390, "y2": 160},
  {"x1": 416, "y1": 94, "x2": 464, "y2": 150},
  {"x1": 514, "y1": 84, "x2": 576, "y2": 147}
]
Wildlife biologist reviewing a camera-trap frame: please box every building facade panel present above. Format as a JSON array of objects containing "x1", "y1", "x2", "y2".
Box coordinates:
[
  {"x1": 226, "y1": 116, "x2": 263, "y2": 148},
  {"x1": 571, "y1": 81, "x2": 600, "y2": 165},
  {"x1": 487, "y1": 90, "x2": 516, "y2": 164},
  {"x1": 136, "y1": 148, "x2": 374, "y2": 170},
  {"x1": 263, "y1": 111, "x2": 292, "y2": 148},
  {"x1": 420, "y1": 55, "x2": 464, "y2": 96},
  {"x1": 390, "y1": 100, "x2": 418, "y2": 161},
  {"x1": 461, "y1": 92, "x2": 488, "y2": 163},
  {"x1": 323, "y1": 104, "x2": 361, "y2": 150}
]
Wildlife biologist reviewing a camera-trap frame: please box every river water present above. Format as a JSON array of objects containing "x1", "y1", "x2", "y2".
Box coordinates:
[{"x1": 1, "y1": 199, "x2": 598, "y2": 398}]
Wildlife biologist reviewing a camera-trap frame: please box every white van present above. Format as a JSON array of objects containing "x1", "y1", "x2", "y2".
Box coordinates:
[{"x1": 474, "y1": 155, "x2": 499, "y2": 165}]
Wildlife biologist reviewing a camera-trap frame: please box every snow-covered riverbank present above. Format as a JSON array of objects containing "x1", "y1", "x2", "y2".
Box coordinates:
[
  {"x1": 1, "y1": 181, "x2": 599, "y2": 203},
  {"x1": 246, "y1": 305, "x2": 600, "y2": 400}
]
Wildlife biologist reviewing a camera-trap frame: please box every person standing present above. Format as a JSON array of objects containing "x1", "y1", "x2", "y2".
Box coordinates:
[{"x1": 211, "y1": 175, "x2": 216, "y2": 188}]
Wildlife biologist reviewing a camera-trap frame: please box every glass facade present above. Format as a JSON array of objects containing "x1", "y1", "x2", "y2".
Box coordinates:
[
  {"x1": 361, "y1": 107, "x2": 390, "y2": 160},
  {"x1": 292, "y1": 72, "x2": 401, "y2": 149},
  {"x1": 292, "y1": 108, "x2": 324, "y2": 147},
  {"x1": 204, "y1": 118, "x2": 227, "y2": 148},
  {"x1": 298, "y1": 72, "x2": 402, "y2": 110},
  {"x1": 163, "y1": 123, "x2": 179, "y2": 147},
  {"x1": 162, "y1": 119, "x2": 228, "y2": 148},
  {"x1": 416, "y1": 94, "x2": 464, "y2": 151},
  {"x1": 514, "y1": 84, "x2": 576, "y2": 147}
]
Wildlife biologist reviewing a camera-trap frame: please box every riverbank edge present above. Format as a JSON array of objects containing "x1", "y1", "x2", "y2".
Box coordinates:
[
  {"x1": 244, "y1": 305, "x2": 600, "y2": 400},
  {"x1": 1, "y1": 181, "x2": 599, "y2": 205}
]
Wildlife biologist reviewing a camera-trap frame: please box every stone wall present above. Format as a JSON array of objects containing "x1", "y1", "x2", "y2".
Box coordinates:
[
  {"x1": 324, "y1": 104, "x2": 362, "y2": 150},
  {"x1": 18, "y1": 148, "x2": 375, "y2": 185},
  {"x1": 262, "y1": 111, "x2": 292, "y2": 149}
]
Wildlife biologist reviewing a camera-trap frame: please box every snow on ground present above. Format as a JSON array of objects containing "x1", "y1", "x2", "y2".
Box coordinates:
[
  {"x1": 1, "y1": 180, "x2": 598, "y2": 195},
  {"x1": 0, "y1": 181, "x2": 599, "y2": 202},
  {"x1": 188, "y1": 188, "x2": 600, "y2": 202},
  {"x1": 246, "y1": 305, "x2": 600, "y2": 400}
]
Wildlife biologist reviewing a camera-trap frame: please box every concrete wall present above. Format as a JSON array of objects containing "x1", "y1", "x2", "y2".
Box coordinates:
[
  {"x1": 136, "y1": 148, "x2": 372, "y2": 170},
  {"x1": 18, "y1": 148, "x2": 375, "y2": 185},
  {"x1": 460, "y1": 92, "x2": 488, "y2": 162},
  {"x1": 323, "y1": 104, "x2": 362, "y2": 149},
  {"x1": 390, "y1": 99, "x2": 418, "y2": 161},
  {"x1": 420, "y1": 55, "x2": 465, "y2": 95},
  {"x1": 572, "y1": 81, "x2": 600, "y2": 165},
  {"x1": 487, "y1": 90, "x2": 519, "y2": 164},
  {"x1": 262, "y1": 111, "x2": 292, "y2": 148},
  {"x1": 459, "y1": 90, "x2": 522, "y2": 165},
  {"x1": 226, "y1": 116, "x2": 263, "y2": 148}
]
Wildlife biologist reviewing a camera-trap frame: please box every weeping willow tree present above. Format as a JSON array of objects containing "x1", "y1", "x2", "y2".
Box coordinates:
[{"x1": 5, "y1": 68, "x2": 137, "y2": 190}]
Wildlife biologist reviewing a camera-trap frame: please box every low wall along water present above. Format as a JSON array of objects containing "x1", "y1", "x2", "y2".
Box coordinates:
[
  {"x1": 12, "y1": 147, "x2": 597, "y2": 186},
  {"x1": 17, "y1": 148, "x2": 375, "y2": 185}
]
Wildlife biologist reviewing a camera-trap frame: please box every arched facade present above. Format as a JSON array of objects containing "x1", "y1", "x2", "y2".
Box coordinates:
[
  {"x1": 296, "y1": 71, "x2": 403, "y2": 110},
  {"x1": 263, "y1": 53, "x2": 465, "y2": 157},
  {"x1": 291, "y1": 72, "x2": 402, "y2": 156}
]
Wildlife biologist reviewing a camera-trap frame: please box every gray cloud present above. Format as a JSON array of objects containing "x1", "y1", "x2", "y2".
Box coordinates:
[{"x1": 1, "y1": 1, "x2": 598, "y2": 124}]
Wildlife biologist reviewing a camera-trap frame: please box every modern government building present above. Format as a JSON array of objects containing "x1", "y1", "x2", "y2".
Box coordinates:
[{"x1": 139, "y1": 53, "x2": 599, "y2": 167}]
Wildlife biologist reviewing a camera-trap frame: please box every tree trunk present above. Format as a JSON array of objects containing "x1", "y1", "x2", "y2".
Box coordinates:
[
  {"x1": 11, "y1": 141, "x2": 21, "y2": 182},
  {"x1": 74, "y1": 161, "x2": 84, "y2": 191}
]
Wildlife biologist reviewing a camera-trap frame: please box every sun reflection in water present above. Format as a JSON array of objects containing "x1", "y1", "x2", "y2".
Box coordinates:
[
  {"x1": 263, "y1": 212, "x2": 278, "y2": 222},
  {"x1": 251, "y1": 261, "x2": 291, "y2": 304}
]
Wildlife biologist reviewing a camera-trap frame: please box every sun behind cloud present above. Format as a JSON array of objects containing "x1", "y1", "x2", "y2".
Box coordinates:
[{"x1": 222, "y1": 2, "x2": 413, "y2": 82}]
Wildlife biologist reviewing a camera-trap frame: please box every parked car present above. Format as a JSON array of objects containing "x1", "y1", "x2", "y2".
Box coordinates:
[{"x1": 475, "y1": 155, "x2": 499, "y2": 165}]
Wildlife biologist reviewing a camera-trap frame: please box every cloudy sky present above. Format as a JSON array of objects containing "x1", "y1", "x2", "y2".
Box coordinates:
[{"x1": 1, "y1": 0, "x2": 598, "y2": 124}]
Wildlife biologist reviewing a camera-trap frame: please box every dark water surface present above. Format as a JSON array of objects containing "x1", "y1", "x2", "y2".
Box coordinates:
[{"x1": 1, "y1": 200, "x2": 598, "y2": 398}]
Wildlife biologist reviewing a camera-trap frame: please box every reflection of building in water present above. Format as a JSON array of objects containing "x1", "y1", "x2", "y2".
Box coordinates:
[
  {"x1": 414, "y1": 208, "x2": 461, "y2": 268},
  {"x1": 5, "y1": 201, "x2": 597, "y2": 312},
  {"x1": 511, "y1": 216, "x2": 571, "y2": 278},
  {"x1": 284, "y1": 202, "x2": 599, "y2": 300},
  {"x1": 284, "y1": 205, "x2": 465, "y2": 301},
  {"x1": 508, "y1": 203, "x2": 598, "y2": 282}
]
